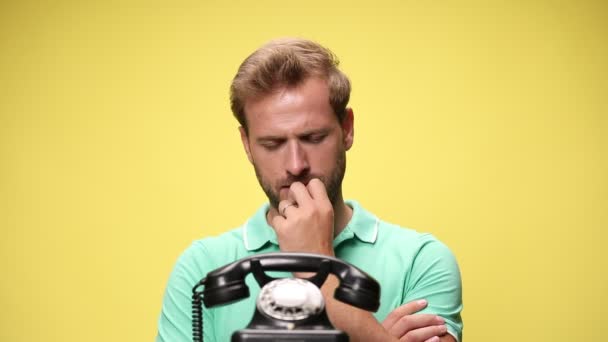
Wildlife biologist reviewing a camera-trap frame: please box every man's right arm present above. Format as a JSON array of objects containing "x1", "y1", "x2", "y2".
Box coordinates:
[{"x1": 157, "y1": 243, "x2": 214, "y2": 342}]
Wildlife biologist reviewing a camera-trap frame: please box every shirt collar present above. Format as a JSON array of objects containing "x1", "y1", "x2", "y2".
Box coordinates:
[
  {"x1": 243, "y1": 203, "x2": 277, "y2": 251},
  {"x1": 243, "y1": 200, "x2": 379, "y2": 251},
  {"x1": 342, "y1": 200, "x2": 379, "y2": 244}
]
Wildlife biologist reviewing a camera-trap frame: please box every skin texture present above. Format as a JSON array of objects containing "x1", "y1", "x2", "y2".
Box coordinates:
[{"x1": 239, "y1": 77, "x2": 454, "y2": 342}]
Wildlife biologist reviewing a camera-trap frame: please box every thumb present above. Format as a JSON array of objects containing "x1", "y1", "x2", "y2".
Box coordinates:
[{"x1": 270, "y1": 214, "x2": 286, "y2": 231}]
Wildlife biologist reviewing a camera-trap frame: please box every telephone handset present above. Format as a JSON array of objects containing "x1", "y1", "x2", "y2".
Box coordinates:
[{"x1": 192, "y1": 252, "x2": 381, "y2": 342}]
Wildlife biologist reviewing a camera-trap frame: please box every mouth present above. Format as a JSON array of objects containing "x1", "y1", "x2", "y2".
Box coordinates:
[{"x1": 281, "y1": 178, "x2": 313, "y2": 188}]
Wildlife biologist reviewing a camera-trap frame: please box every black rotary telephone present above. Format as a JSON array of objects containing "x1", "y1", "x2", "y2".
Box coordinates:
[{"x1": 191, "y1": 252, "x2": 381, "y2": 342}]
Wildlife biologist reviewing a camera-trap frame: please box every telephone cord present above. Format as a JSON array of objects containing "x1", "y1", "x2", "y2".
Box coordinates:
[{"x1": 192, "y1": 283, "x2": 205, "y2": 342}]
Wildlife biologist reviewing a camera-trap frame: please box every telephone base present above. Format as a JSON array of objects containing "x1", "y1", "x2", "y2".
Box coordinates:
[{"x1": 232, "y1": 328, "x2": 348, "y2": 341}]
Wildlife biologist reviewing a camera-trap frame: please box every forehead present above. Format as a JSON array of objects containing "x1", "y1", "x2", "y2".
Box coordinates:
[{"x1": 243, "y1": 77, "x2": 337, "y2": 136}]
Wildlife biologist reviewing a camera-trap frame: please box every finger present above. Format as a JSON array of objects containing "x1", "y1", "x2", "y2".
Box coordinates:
[
  {"x1": 287, "y1": 189, "x2": 297, "y2": 206},
  {"x1": 390, "y1": 314, "x2": 443, "y2": 338},
  {"x1": 278, "y1": 199, "x2": 297, "y2": 217},
  {"x1": 284, "y1": 203, "x2": 297, "y2": 217},
  {"x1": 306, "y1": 178, "x2": 330, "y2": 203},
  {"x1": 382, "y1": 299, "x2": 428, "y2": 330},
  {"x1": 400, "y1": 324, "x2": 448, "y2": 342},
  {"x1": 288, "y1": 182, "x2": 313, "y2": 207},
  {"x1": 423, "y1": 337, "x2": 440, "y2": 342}
]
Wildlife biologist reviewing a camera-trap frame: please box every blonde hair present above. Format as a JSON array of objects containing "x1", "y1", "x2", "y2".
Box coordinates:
[{"x1": 230, "y1": 38, "x2": 351, "y2": 131}]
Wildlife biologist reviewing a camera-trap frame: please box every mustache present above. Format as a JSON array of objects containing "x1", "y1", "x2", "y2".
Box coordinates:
[{"x1": 278, "y1": 175, "x2": 324, "y2": 188}]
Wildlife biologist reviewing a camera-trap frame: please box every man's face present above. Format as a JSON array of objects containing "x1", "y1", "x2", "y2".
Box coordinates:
[{"x1": 239, "y1": 77, "x2": 354, "y2": 209}]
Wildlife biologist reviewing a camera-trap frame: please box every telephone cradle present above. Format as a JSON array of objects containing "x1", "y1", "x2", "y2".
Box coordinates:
[{"x1": 191, "y1": 252, "x2": 381, "y2": 342}]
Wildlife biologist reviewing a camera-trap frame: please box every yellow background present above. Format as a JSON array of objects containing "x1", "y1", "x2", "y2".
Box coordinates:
[{"x1": 1, "y1": 1, "x2": 606, "y2": 341}]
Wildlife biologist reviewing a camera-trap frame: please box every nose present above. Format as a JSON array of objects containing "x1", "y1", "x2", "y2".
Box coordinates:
[{"x1": 285, "y1": 141, "x2": 309, "y2": 177}]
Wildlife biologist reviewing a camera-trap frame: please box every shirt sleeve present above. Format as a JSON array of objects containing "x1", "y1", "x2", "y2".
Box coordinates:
[
  {"x1": 403, "y1": 234, "x2": 463, "y2": 341},
  {"x1": 156, "y1": 242, "x2": 216, "y2": 342}
]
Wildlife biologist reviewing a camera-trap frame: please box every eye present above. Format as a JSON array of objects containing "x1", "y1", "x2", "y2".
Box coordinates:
[
  {"x1": 303, "y1": 133, "x2": 327, "y2": 144},
  {"x1": 259, "y1": 139, "x2": 283, "y2": 151}
]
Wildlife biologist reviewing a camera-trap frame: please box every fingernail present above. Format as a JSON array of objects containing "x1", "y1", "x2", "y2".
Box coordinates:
[
  {"x1": 417, "y1": 299, "x2": 427, "y2": 306},
  {"x1": 440, "y1": 325, "x2": 448, "y2": 333},
  {"x1": 435, "y1": 316, "x2": 445, "y2": 324},
  {"x1": 430, "y1": 337, "x2": 440, "y2": 342}
]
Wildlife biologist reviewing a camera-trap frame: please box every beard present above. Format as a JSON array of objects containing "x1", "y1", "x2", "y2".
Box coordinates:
[{"x1": 253, "y1": 149, "x2": 346, "y2": 210}]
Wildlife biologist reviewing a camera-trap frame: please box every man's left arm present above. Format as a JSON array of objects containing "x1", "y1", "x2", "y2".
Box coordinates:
[
  {"x1": 320, "y1": 275, "x2": 450, "y2": 342},
  {"x1": 394, "y1": 235, "x2": 463, "y2": 342}
]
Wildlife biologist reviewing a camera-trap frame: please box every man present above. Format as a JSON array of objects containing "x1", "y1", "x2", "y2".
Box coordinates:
[{"x1": 157, "y1": 38, "x2": 463, "y2": 342}]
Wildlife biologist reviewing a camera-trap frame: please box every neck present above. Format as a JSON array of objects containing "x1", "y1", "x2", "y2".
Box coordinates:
[{"x1": 332, "y1": 193, "x2": 353, "y2": 237}]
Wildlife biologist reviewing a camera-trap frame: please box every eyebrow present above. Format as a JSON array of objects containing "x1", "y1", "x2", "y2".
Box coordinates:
[
  {"x1": 256, "y1": 128, "x2": 331, "y2": 142},
  {"x1": 298, "y1": 128, "x2": 331, "y2": 137},
  {"x1": 256, "y1": 135, "x2": 285, "y2": 143}
]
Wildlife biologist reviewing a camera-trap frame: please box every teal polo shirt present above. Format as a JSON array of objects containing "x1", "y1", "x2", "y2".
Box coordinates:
[{"x1": 157, "y1": 200, "x2": 463, "y2": 341}]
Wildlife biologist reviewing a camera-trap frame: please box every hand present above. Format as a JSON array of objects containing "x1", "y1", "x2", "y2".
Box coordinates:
[
  {"x1": 382, "y1": 299, "x2": 449, "y2": 342},
  {"x1": 270, "y1": 179, "x2": 335, "y2": 256}
]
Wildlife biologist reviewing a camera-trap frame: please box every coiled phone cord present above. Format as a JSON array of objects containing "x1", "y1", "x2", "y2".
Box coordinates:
[{"x1": 192, "y1": 281, "x2": 205, "y2": 342}]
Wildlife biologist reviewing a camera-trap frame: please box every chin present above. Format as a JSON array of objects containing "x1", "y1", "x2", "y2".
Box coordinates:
[{"x1": 278, "y1": 187, "x2": 290, "y2": 200}]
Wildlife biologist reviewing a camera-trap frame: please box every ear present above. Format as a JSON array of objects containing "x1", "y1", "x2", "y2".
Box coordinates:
[
  {"x1": 239, "y1": 126, "x2": 253, "y2": 164},
  {"x1": 341, "y1": 108, "x2": 354, "y2": 151}
]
